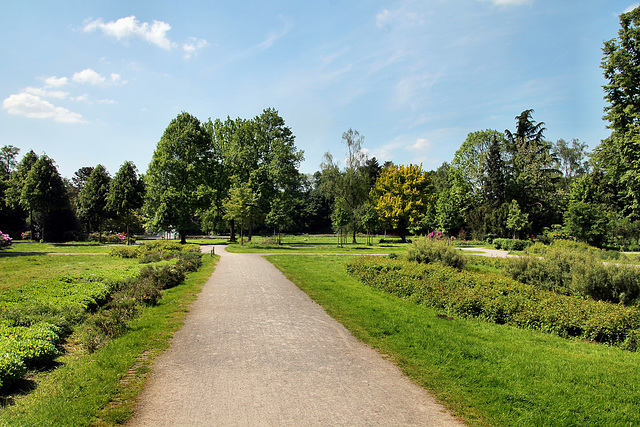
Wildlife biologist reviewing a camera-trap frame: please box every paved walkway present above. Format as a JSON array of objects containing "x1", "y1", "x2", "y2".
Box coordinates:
[{"x1": 128, "y1": 246, "x2": 464, "y2": 426}]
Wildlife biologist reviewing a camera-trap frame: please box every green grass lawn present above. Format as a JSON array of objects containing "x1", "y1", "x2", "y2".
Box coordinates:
[
  {"x1": 0, "y1": 251, "x2": 138, "y2": 290},
  {"x1": 0, "y1": 251, "x2": 218, "y2": 426},
  {"x1": 6, "y1": 241, "x2": 113, "y2": 254},
  {"x1": 223, "y1": 234, "x2": 410, "y2": 254},
  {"x1": 267, "y1": 254, "x2": 640, "y2": 427}
]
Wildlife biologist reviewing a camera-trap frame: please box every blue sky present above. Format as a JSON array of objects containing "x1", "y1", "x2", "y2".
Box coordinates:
[{"x1": 0, "y1": 0, "x2": 637, "y2": 179}]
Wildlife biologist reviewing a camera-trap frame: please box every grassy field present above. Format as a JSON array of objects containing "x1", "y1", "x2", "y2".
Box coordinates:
[
  {"x1": 267, "y1": 254, "x2": 640, "y2": 427},
  {"x1": 0, "y1": 241, "x2": 218, "y2": 426},
  {"x1": 221, "y1": 234, "x2": 411, "y2": 254}
]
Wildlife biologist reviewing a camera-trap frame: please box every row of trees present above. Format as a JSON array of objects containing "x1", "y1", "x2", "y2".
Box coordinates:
[{"x1": 2, "y1": 9, "x2": 639, "y2": 248}]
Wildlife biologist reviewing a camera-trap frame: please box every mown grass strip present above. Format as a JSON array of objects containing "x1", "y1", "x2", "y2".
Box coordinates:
[
  {"x1": 267, "y1": 254, "x2": 640, "y2": 427},
  {"x1": 0, "y1": 255, "x2": 218, "y2": 426}
]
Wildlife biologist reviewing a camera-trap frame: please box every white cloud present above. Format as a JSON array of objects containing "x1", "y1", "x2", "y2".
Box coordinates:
[
  {"x1": 624, "y1": 3, "x2": 640, "y2": 13},
  {"x1": 2, "y1": 93, "x2": 86, "y2": 124},
  {"x1": 405, "y1": 138, "x2": 432, "y2": 153},
  {"x1": 44, "y1": 76, "x2": 68, "y2": 87},
  {"x1": 182, "y1": 37, "x2": 208, "y2": 59},
  {"x1": 25, "y1": 86, "x2": 69, "y2": 99},
  {"x1": 72, "y1": 68, "x2": 123, "y2": 86},
  {"x1": 84, "y1": 15, "x2": 176, "y2": 50}
]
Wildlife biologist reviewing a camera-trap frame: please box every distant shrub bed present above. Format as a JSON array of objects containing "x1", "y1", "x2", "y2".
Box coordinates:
[
  {"x1": 345, "y1": 256, "x2": 640, "y2": 351},
  {"x1": 493, "y1": 238, "x2": 533, "y2": 251},
  {"x1": 407, "y1": 238, "x2": 466, "y2": 269},
  {"x1": 505, "y1": 242, "x2": 640, "y2": 304},
  {"x1": 0, "y1": 242, "x2": 204, "y2": 388}
]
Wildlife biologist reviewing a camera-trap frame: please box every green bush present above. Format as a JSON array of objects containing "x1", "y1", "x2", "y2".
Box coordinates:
[
  {"x1": 506, "y1": 243, "x2": 640, "y2": 304},
  {"x1": 345, "y1": 256, "x2": 640, "y2": 349},
  {"x1": 0, "y1": 353, "x2": 26, "y2": 388},
  {"x1": 493, "y1": 238, "x2": 533, "y2": 251},
  {"x1": 406, "y1": 238, "x2": 466, "y2": 269}
]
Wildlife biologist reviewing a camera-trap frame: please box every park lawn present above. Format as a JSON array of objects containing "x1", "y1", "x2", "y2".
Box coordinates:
[
  {"x1": 224, "y1": 234, "x2": 410, "y2": 254},
  {"x1": 267, "y1": 254, "x2": 640, "y2": 427},
  {"x1": 0, "y1": 252, "x2": 138, "y2": 290},
  {"x1": 0, "y1": 253, "x2": 218, "y2": 426},
  {"x1": 6, "y1": 241, "x2": 113, "y2": 254}
]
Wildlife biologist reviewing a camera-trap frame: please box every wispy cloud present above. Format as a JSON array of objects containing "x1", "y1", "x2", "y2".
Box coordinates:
[
  {"x1": 376, "y1": 7, "x2": 423, "y2": 29},
  {"x1": 624, "y1": 3, "x2": 639, "y2": 13},
  {"x1": 2, "y1": 93, "x2": 86, "y2": 124},
  {"x1": 182, "y1": 37, "x2": 208, "y2": 59},
  {"x1": 25, "y1": 86, "x2": 69, "y2": 99},
  {"x1": 83, "y1": 15, "x2": 208, "y2": 58},
  {"x1": 256, "y1": 15, "x2": 293, "y2": 51}
]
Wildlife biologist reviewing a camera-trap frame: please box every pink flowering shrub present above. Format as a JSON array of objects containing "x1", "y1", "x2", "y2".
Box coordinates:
[{"x1": 0, "y1": 232, "x2": 12, "y2": 249}]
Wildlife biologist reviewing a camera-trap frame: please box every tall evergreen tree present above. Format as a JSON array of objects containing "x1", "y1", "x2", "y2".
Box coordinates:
[
  {"x1": 77, "y1": 165, "x2": 111, "y2": 242},
  {"x1": 20, "y1": 155, "x2": 68, "y2": 241},
  {"x1": 595, "y1": 6, "x2": 640, "y2": 217},
  {"x1": 107, "y1": 161, "x2": 144, "y2": 244}
]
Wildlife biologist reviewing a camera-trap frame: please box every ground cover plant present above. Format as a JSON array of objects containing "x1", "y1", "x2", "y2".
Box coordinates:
[
  {"x1": 267, "y1": 254, "x2": 640, "y2": 426},
  {"x1": 0, "y1": 240, "x2": 208, "y2": 420},
  {"x1": 0, "y1": 252, "x2": 217, "y2": 426},
  {"x1": 345, "y1": 256, "x2": 640, "y2": 350}
]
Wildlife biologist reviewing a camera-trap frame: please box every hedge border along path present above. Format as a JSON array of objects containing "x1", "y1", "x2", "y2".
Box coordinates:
[{"x1": 345, "y1": 256, "x2": 640, "y2": 351}]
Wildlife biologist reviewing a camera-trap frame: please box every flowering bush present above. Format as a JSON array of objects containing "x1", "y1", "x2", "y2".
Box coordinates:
[
  {"x1": 21, "y1": 231, "x2": 31, "y2": 240},
  {"x1": 0, "y1": 231, "x2": 12, "y2": 249},
  {"x1": 425, "y1": 230, "x2": 446, "y2": 240}
]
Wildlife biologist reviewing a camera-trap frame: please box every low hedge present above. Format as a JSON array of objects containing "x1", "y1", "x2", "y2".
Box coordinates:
[{"x1": 345, "y1": 256, "x2": 640, "y2": 350}]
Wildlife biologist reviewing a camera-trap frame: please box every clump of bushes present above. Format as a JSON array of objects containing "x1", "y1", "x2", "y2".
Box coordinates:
[
  {"x1": 345, "y1": 256, "x2": 640, "y2": 350},
  {"x1": 493, "y1": 238, "x2": 533, "y2": 251},
  {"x1": 505, "y1": 242, "x2": 640, "y2": 304},
  {"x1": 407, "y1": 237, "x2": 466, "y2": 269}
]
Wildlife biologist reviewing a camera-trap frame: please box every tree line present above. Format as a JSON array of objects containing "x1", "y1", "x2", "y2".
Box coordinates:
[{"x1": 2, "y1": 9, "x2": 640, "y2": 248}]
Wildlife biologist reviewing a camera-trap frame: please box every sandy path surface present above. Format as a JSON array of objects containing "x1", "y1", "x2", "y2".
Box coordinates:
[{"x1": 128, "y1": 246, "x2": 464, "y2": 426}]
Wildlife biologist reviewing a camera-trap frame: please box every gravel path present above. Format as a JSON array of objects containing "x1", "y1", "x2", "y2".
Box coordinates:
[{"x1": 128, "y1": 246, "x2": 464, "y2": 426}]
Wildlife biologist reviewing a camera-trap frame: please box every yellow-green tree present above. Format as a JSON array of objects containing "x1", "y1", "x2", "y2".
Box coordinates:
[{"x1": 370, "y1": 163, "x2": 435, "y2": 242}]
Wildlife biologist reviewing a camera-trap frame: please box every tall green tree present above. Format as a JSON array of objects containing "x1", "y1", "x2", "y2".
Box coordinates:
[
  {"x1": 321, "y1": 128, "x2": 370, "y2": 243},
  {"x1": 20, "y1": 155, "x2": 68, "y2": 241},
  {"x1": 505, "y1": 109, "x2": 561, "y2": 234},
  {"x1": 145, "y1": 112, "x2": 216, "y2": 244},
  {"x1": 77, "y1": 165, "x2": 111, "y2": 242},
  {"x1": 223, "y1": 180, "x2": 258, "y2": 245},
  {"x1": 370, "y1": 163, "x2": 434, "y2": 242},
  {"x1": 595, "y1": 7, "x2": 640, "y2": 217},
  {"x1": 107, "y1": 161, "x2": 144, "y2": 245}
]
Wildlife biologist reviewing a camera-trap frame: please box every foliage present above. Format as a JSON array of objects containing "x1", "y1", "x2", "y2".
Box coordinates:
[
  {"x1": 493, "y1": 238, "x2": 533, "y2": 251},
  {"x1": 345, "y1": 256, "x2": 640, "y2": 349},
  {"x1": 506, "y1": 242, "x2": 639, "y2": 304},
  {"x1": 223, "y1": 180, "x2": 258, "y2": 244},
  {"x1": 106, "y1": 161, "x2": 145, "y2": 245},
  {"x1": 370, "y1": 163, "x2": 434, "y2": 242},
  {"x1": 320, "y1": 129, "x2": 370, "y2": 243},
  {"x1": 20, "y1": 155, "x2": 69, "y2": 241},
  {"x1": 0, "y1": 231, "x2": 12, "y2": 249},
  {"x1": 406, "y1": 237, "x2": 466, "y2": 269},
  {"x1": 144, "y1": 112, "x2": 216, "y2": 243},
  {"x1": 77, "y1": 164, "x2": 111, "y2": 241},
  {"x1": 596, "y1": 7, "x2": 640, "y2": 218}
]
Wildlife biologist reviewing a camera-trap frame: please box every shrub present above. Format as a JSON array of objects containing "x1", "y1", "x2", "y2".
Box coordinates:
[
  {"x1": 407, "y1": 237, "x2": 466, "y2": 269},
  {"x1": 138, "y1": 264, "x2": 184, "y2": 291},
  {"x1": 506, "y1": 243, "x2": 640, "y2": 304},
  {"x1": 0, "y1": 353, "x2": 26, "y2": 388},
  {"x1": 0, "y1": 231, "x2": 12, "y2": 249},
  {"x1": 345, "y1": 256, "x2": 640, "y2": 350},
  {"x1": 493, "y1": 238, "x2": 533, "y2": 251}
]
